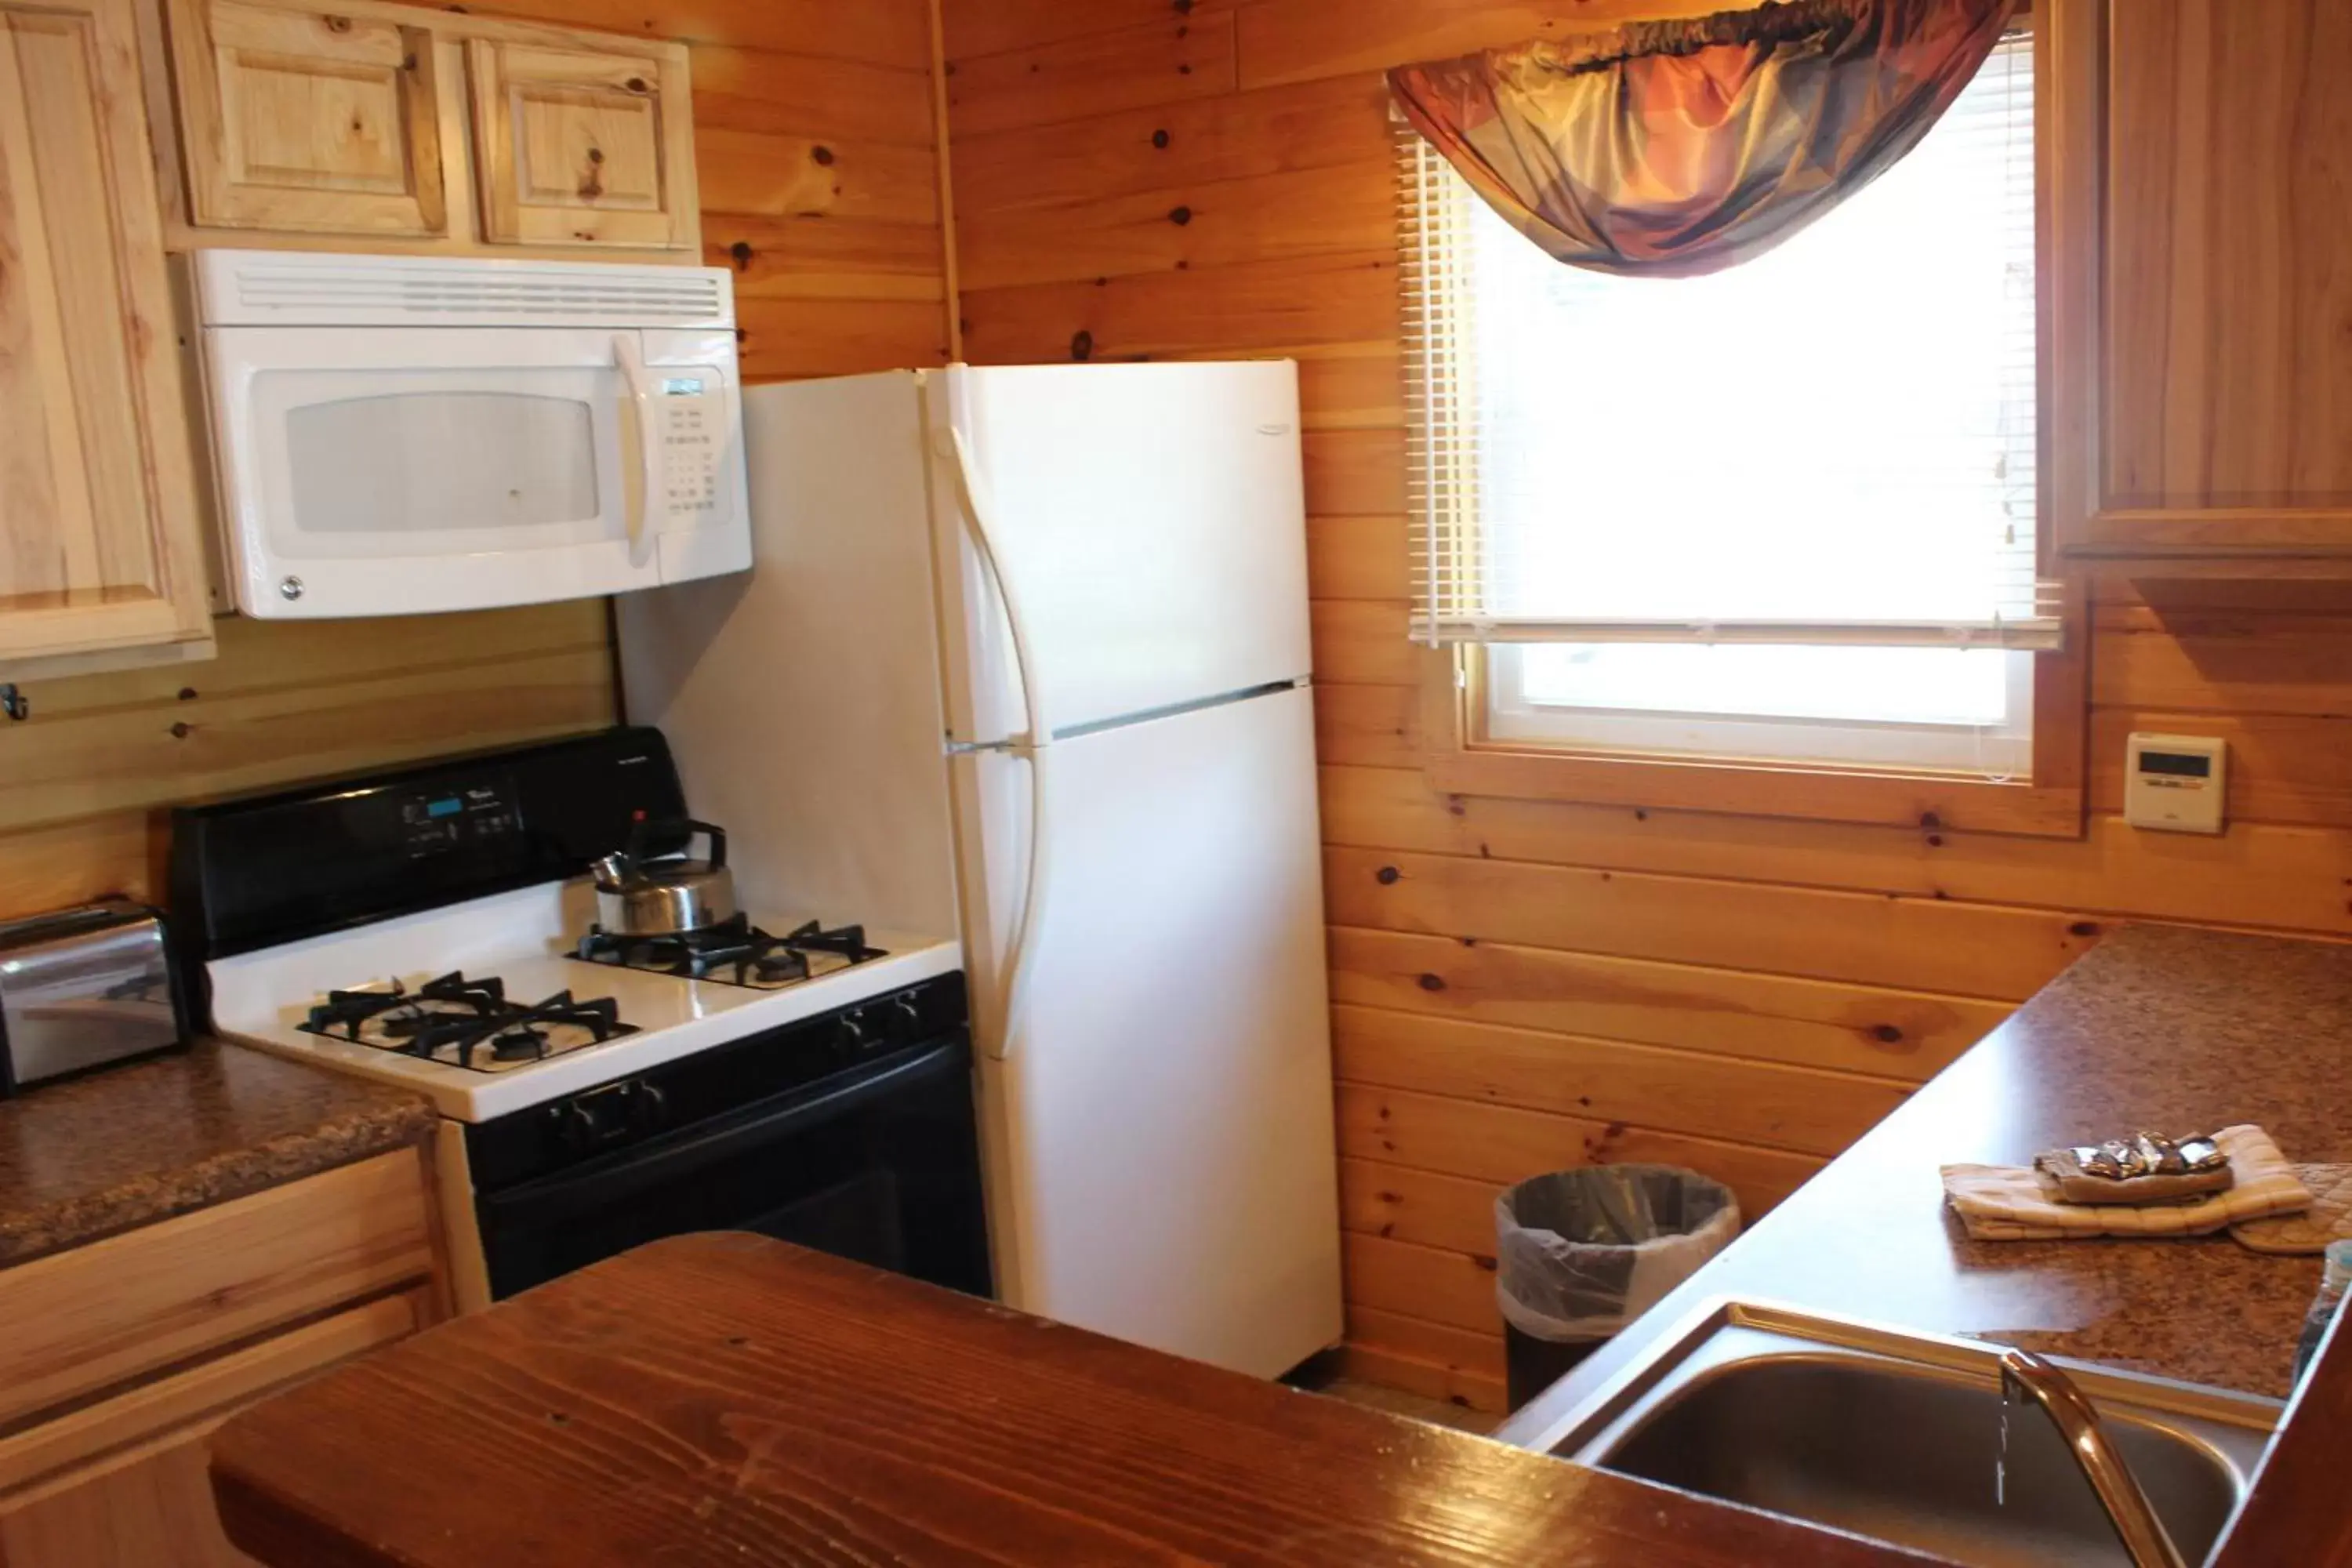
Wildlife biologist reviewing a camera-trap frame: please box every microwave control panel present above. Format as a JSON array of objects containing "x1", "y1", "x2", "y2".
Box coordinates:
[{"x1": 656, "y1": 373, "x2": 724, "y2": 520}]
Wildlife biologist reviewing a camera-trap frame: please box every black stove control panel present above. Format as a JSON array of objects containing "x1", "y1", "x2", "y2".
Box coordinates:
[
  {"x1": 399, "y1": 779, "x2": 521, "y2": 858},
  {"x1": 172, "y1": 727, "x2": 687, "y2": 964}
]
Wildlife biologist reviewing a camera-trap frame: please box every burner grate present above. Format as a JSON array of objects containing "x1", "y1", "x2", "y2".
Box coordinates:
[
  {"x1": 299, "y1": 971, "x2": 637, "y2": 1072},
  {"x1": 574, "y1": 915, "x2": 885, "y2": 990}
]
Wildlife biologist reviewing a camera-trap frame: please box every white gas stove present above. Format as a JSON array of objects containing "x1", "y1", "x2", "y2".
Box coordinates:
[
  {"x1": 174, "y1": 728, "x2": 993, "y2": 1312},
  {"x1": 206, "y1": 880, "x2": 958, "y2": 1121}
]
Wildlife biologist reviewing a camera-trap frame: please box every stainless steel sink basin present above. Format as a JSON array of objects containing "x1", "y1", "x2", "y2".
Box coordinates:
[{"x1": 1514, "y1": 1301, "x2": 2283, "y2": 1567}]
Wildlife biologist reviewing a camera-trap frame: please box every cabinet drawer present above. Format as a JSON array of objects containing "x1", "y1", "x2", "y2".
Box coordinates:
[
  {"x1": 0, "y1": 1291, "x2": 420, "y2": 1501},
  {"x1": 0, "y1": 1151, "x2": 433, "y2": 1430}
]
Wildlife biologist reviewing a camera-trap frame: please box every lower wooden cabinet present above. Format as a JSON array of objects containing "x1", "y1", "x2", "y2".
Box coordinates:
[
  {"x1": 0, "y1": 1149, "x2": 445, "y2": 1568},
  {"x1": 0, "y1": 1440, "x2": 258, "y2": 1568}
]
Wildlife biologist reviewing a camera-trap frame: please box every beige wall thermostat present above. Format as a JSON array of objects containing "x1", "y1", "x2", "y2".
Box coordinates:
[{"x1": 2124, "y1": 732, "x2": 2227, "y2": 834}]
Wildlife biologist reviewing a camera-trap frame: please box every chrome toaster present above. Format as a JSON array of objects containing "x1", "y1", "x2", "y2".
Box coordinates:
[{"x1": 0, "y1": 901, "x2": 185, "y2": 1094}]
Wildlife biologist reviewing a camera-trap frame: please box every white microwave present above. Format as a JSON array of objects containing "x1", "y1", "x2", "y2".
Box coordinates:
[{"x1": 191, "y1": 249, "x2": 752, "y2": 619}]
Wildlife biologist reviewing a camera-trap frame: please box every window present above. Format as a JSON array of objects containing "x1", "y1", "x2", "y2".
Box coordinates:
[{"x1": 1403, "y1": 34, "x2": 2046, "y2": 777}]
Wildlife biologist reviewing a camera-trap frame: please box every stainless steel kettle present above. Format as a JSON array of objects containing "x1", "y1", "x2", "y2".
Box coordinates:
[{"x1": 590, "y1": 819, "x2": 735, "y2": 936}]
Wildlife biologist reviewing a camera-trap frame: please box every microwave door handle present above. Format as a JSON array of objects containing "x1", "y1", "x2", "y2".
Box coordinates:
[{"x1": 613, "y1": 334, "x2": 659, "y2": 562}]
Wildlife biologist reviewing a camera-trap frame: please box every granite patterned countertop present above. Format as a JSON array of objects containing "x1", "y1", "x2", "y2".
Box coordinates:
[
  {"x1": 0, "y1": 1039, "x2": 437, "y2": 1267},
  {"x1": 1505, "y1": 923, "x2": 2352, "y2": 1443}
]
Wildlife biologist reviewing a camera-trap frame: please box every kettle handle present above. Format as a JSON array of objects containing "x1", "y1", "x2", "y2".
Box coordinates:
[{"x1": 627, "y1": 817, "x2": 728, "y2": 869}]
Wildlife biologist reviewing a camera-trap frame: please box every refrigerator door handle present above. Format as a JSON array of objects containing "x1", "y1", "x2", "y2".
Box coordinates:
[{"x1": 942, "y1": 426, "x2": 1049, "y2": 1057}]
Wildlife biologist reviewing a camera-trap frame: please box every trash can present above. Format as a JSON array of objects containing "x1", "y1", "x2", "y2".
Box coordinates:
[{"x1": 1497, "y1": 1164, "x2": 1741, "y2": 1410}]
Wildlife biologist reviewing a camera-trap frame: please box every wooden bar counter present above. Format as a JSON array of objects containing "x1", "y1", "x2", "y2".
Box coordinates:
[{"x1": 207, "y1": 1231, "x2": 1938, "y2": 1566}]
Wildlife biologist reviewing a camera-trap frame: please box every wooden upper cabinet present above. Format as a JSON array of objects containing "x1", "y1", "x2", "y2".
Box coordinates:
[
  {"x1": 0, "y1": 0, "x2": 211, "y2": 666},
  {"x1": 166, "y1": 0, "x2": 445, "y2": 237},
  {"x1": 466, "y1": 38, "x2": 695, "y2": 249},
  {"x1": 2050, "y1": 0, "x2": 2352, "y2": 568},
  {"x1": 154, "y1": 0, "x2": 699, "y2": 256}
]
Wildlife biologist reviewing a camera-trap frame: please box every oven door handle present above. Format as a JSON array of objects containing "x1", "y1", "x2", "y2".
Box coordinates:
[{"x1": 478, "y1": 1040, "x2": 966, "y2": 1229}]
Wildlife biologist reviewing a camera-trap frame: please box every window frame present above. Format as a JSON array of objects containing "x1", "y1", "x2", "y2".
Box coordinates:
[{"x1": 1397, "y1": 17, "x2": 2089, "y2": 839}]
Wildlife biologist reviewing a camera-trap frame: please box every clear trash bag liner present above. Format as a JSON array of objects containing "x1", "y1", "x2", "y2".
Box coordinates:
[{"x1": 1494, "y1": 1164, "x2": 1740, "y2": 1343}]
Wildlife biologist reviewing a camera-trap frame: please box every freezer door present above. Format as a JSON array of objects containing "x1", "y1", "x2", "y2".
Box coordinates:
[
  {"x1": 953, "y1": 685, "x2": 1343, "y2": 1376},
  {"x1": 928, "y1": 361, "x2": 1312, "y2": 742}
]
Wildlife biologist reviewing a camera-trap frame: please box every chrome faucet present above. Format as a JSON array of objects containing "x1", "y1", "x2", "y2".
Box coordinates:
[{"x1": 1998, "y1": 1349, "x2": 2188, "y2": 1568}]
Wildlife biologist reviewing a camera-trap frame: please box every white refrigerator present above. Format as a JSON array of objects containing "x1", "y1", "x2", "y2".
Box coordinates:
[{"x1": 617, "y1": 361, "x2": 1345, "y2": 1378}]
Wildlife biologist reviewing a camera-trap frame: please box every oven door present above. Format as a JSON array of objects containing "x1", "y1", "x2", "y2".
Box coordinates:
[
  {"x1": 471, "y1": 1036, "x2": 993, "y2": 1302},
  {"x1": 201, "y1": 324, "x2": 742, "y2": 618}
]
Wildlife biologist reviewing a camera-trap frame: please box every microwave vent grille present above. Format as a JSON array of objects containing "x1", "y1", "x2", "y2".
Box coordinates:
[{"x1": 205, "y1": 256, "x2": 734, "y2": 327}]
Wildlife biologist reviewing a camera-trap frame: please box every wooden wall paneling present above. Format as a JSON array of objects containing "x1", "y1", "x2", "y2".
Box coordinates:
[
  {"x1": 2093, "y1": 605, "x2": 2352, "y2": 714},
  {"x1": 706, "y1": 214, "x2": 945, "y2": 303},
  {"x1": 734, "y1": 297, "x2": 949, "y2": 383},
  {"x1": 1340, "y1": 1155, "x2": 1513, "y2": 1257},
  {"x1": 1313, "y1": 684, "x2": 1419, "y2": 769},
  {"x1": 1332, "y1": 1004, "x2": 1910, "y2": 1157},
  {"x1": 958, "y1": 156, "x2": 1391, "y2": 292},
  {"x1": 693, "y1": 127, "x2": 940, "y2": 225},
  {"x1": 1324, "y1": 846, "x2": 2090, "y2": 1001},
  {"x1": 466, "y1": 0, "x2": 931, "y2": 68},
  {"x1": 0, "y1": 815, "x2": 160, "y2": 922},
  {"x1": 1327, "y1": 927, "x2": 1999, "y2": 1080},
  {"x1": 945, "y1": 13, "x2": 1240, "y2": 140},
  {"x1": 1340, "y1": 1229, "x2": 1504, "y2": 1336},
  {"x1": 1309, "y1": 601, "x2": 1416, "y2": 687},
  {"x1": 1306, "y1": 515, "x2": 1411, "y2": 601},
  {"x1": 944, "y1": 0, "x2": 1238, "y2": 62},
  {"x1": 0, "y1": 602, "x2": 612, "y2": 834},
  {"x1": 1232, "y1": 0, "x2": 1728, "y2": 90},
  {"x1": 1341, "y1": 1304, "x2": 1505, "y2": 1407},
  {"x1": 1336, "y1": 1083, "x2": 1824, "y2": 1220},
  {"x1": 1317, "y1": 766, "x2": 2352, "y2": 936},
  {"x1": 1302, "y1": 427, "x2": 1408, "y2": 516},
  {"x1": 949, "y1": 73, "x2": 1388, "y2": 216},
  {"x1": 962, "y1": 248, "x2": 1396, "y2": 363},
  {"x1": 688, "y1": 44, "x2": 938, "y2": 144}
]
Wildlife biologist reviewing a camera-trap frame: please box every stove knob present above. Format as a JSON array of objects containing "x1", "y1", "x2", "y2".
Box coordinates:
[
  {"x1": 834, "y1": 1011, "x2": 868, "y2": 1056},
  {"x1": 630, "y1": 1083, "x2": 668, "y2": 1133},
  {"x1": 891, "y1": 995, "x2": 923, "y2": 1037},
  {"x1": 550, "y1": 1101, "x2": 599, "y2": 1152}
]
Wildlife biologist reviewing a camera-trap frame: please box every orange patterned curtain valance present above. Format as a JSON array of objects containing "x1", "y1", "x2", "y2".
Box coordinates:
[{"x1": 1388, "y1": 0, "x2": 2020, "y2": 278}]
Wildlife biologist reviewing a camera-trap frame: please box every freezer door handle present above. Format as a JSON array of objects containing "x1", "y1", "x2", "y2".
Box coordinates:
[{"x1": 942, "y1": 425, "x2": 1050, "y2": 1058}]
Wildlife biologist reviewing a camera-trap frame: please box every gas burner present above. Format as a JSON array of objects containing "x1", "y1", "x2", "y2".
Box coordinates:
[
  {"x1": 299, "y1": 971, "x2": 638, "y2": 1073},
  {"x1": 573, "y1": 915, "x2": 886, "y2": 991}
]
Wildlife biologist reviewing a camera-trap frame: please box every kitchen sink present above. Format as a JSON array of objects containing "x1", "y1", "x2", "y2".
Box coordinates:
[{"x1": 1513, "y1": 1301, "x2": 2283, "y2": 1567}]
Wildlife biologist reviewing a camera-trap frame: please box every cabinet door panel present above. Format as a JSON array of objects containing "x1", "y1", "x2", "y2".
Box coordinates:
[
  {"x1": 0, "y1": 0, "x2": 210, "y2": 662},
  {"x1": 468, "y1": 38, "x2": 695, "y2": 249},
  {"x1": 2053, "y1": 0, "x2": 2352, "y2": 560},
  {"x1": 169, "y1": 0, "x2": 445, "y2": 236}
]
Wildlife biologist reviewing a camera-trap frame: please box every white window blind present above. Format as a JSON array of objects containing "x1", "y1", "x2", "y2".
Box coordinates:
[{"x1": 1398, "y1": 34, "x2": 2060, "y2": 653}]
